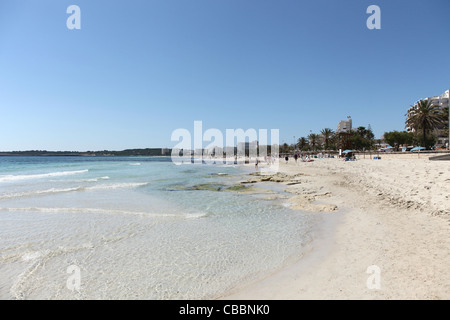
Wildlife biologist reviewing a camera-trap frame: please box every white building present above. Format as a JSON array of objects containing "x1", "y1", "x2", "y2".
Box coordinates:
[
  {"x1": 406, "y1": 89, "x2": 449, "y2": 146},
  {"x1": 337, "y1": 117, "x2": 352, "y2": 133}
]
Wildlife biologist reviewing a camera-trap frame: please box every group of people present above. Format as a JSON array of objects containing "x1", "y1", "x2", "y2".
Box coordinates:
[
  {"x1": 284, "y1": 154, "x2": 314, "y2": 164},
  {"x1": 254, "y1": 155, "x2": 278, "y2": 169},
  {"x1": 255, "y1": 152, "x2": 330, "y2": 169}
]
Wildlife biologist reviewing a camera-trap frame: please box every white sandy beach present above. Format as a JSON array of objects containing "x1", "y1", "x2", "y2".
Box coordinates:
[{"x1": 223, "y1": 154, "x2": 450, "y2": 299}]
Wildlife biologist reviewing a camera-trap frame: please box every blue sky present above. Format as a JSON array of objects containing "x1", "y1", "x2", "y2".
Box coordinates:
[{"x1": 0, "y1": 0, "x2": 449, "y2": 151}]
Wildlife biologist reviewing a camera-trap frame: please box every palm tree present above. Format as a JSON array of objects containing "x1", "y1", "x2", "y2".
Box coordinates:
[
  {"x1": 443, "y1": 106, "x2": 449, "y2": 138},
  {"x1": 281, "y1": 143, "x2": 289, "y2": 154},
  {"x1": 297, "y1": 137, "x2": 308, "y2": 150},
  {"x1": 320, "y1": 128, "x2": 335, "y2": 150},
  {"x1": 308, "y1": 133, "x2": 319, "y2": 151},
  {"x1": 405, "y1": 99, "x2": 445, "y2": 148}
]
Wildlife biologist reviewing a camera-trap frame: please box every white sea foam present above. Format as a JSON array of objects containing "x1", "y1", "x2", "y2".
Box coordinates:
[
  {"x1": 86, "y1": 182, "x2": 148, "y2": 190},
  {"x1": 129, "y1": 163, "x2": 141, "y2": 166},
  {"x1": 80, "y1": 176, "x2": 110, "y2": 182},
  {"x1": 0, "y1": 206, "x2": 183, "y2": 218},
  {"x1": 0, "y1": 187, "x2": 82, "y2": 199},
  {"x1": 10, "y1": 244, "x2": 94, "y2": 299},
  {"x1": 0, "y1": 182, "x2": 148, "y2": 200},
  {"x1": 185, "y1": 213, "x2": 208, "y2": 219},
  {"x1": 21, "y1": 250, "x2": 49, "y2": 262},
  {"x1": 0, "y1": 169, "x2": 88, "y2": 182}
]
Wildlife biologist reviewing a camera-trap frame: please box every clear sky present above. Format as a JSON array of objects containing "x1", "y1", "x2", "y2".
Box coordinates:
[{"x1": 0, "y1": 0, "x2": 449, "y2": 151}]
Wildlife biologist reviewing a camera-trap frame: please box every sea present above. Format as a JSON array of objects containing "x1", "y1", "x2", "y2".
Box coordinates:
[{"x1": 0, "y1": 156, "x2": 319, "y2": 299}]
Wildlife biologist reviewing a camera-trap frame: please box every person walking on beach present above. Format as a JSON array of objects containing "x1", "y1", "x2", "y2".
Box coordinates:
[
  {"x1": 255, "y1": 158, "x2": 259, "y2": 170},
  {"x1": 294, "y1": 154, "x2": 298, "y2": 164},
  {"x1": 285, "y1": 155, "x2": 289, "y2": 164}
]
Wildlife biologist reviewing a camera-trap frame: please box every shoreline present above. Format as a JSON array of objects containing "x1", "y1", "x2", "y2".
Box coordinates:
[{"x1": 222, "y1": 156, "x2": 450, "y2": 299}]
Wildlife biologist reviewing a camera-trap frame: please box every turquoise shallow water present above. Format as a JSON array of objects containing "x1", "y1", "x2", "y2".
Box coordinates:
[{"x1": 0, "y1": 156, "x2": 317, "y2": 299}]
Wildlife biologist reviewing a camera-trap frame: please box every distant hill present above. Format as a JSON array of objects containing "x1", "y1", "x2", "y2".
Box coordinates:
[{"x1": 0, "y1": 148, "x2": 170, "y2": 157}]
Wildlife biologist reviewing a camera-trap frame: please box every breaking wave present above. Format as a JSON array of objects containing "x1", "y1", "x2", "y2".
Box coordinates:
[
  {"x1": 0, "y1": 206, "x2": 206, "y2": 219},
  {"x1": 0, "y1": 183, "x2": 149, "y2": 200},
  {"x1": 0, "y1": 170, "x2": 89, "y2": 182}
]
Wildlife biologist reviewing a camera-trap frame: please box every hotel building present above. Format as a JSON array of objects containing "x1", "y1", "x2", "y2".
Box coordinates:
[{"x1": 406, "y1": 89, "x2": 449, "y2": 147}]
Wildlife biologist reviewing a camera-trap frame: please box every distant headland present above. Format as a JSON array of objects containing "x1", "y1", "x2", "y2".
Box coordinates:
[{"x1": 0, "y1": 148, "x2": 169, "y2": 157}]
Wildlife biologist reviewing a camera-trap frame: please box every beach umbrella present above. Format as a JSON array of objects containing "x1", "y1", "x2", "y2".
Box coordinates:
[
  {"x1": 342, "y1": 150, "x2": 354, "y2": 154},
  {"x1": 410, "y1": 147, "x2": 425, "y2": 151}
]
